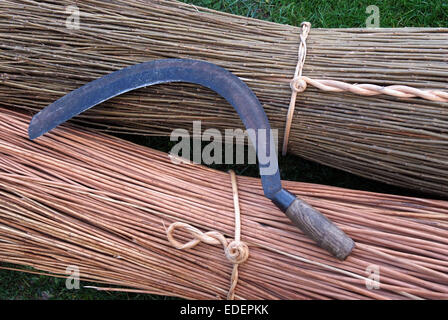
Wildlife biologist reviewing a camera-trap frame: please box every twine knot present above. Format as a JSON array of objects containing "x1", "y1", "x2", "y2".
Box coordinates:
[
  {"x1": 290, "y1": 76, "x2": 307, "y2": 93},
  {"x1": 166, "y1": 223, "x2": 249, "y2": 266},
  {"x1": 165, "y1": 170, "x2": 248, "y2": 300},
  {"x1": 225, "y1": 240, "x2": 249, "y2": 264}
]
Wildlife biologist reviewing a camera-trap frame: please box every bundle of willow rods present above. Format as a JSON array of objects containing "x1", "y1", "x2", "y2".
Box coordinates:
[
  {"x1": 1, "y1": 0, "x2": 448, "y2": 196},
  {"x1": 1, "y1": 108, "x2": 448, "y2": 299}
]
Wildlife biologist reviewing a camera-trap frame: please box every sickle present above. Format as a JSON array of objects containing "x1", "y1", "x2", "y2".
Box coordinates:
[{"x1": 28, "y1": 59, "x2": 354, "y2": 260}]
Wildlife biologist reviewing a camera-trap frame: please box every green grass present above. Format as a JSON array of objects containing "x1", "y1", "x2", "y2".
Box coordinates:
[
  {"x1": 1, "y1": 0, "x2": 447, "y2": 300},
  {"x1": 185, "y1": 0, "x2": 448, "y2": 28}
]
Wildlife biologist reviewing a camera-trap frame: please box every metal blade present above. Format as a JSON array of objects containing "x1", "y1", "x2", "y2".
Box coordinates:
[{"x1": 28, "y1": 59, "x2": 283, "y2": 199}]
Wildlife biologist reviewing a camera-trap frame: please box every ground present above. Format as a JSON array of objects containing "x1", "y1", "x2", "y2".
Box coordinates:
[{"x1": 1, "y1": 0, "x2": 447, "y2": 300}]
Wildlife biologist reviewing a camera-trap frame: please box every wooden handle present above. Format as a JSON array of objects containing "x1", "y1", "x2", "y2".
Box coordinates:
[{"x1": 285, "y1": 198, "x2": 355, "y2": 260}]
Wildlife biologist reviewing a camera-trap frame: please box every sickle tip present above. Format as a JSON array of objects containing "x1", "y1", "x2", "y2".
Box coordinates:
[{"x1": 28, "y1": 116, "x2": 43, "y2": 140}]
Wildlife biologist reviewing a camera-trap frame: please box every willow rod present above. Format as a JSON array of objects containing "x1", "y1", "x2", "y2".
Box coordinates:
[
  {"x1": 0, "y1": 0, "x2": 447, "y2": 197},
  {"x1": 0, "y1": 109, "x2": 447, "y2": 299}
]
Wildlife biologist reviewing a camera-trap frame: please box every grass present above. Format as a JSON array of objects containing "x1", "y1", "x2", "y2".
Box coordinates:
[
  {"x1": 185, "y1": 0, "x2": 448, "y2": 28},
  {"x1": 1, "y1": 0, "x2": 447, "y2": 300}
]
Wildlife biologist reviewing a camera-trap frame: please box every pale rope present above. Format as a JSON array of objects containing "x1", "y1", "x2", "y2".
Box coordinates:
[
  {"x1": 166, "y1": 170, "x2": 249, "y2": 300},
  {"x1": 282, "y1": 22, "x2": 311, "y2": 156},
  {"x1": 282, "y1": 22, "x2": 448, "y2": 156}
]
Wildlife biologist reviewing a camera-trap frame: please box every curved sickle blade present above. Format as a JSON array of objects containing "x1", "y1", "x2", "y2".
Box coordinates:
[
  {"x1": 28, "y1": 59, "x2": 284, "y2": 200},
  {"x1": 28, "y1": 58, "x2": 355, "y2": 260}
]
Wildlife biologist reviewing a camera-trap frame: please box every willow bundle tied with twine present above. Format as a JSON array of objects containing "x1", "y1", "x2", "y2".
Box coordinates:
[
  {"x1": 1, "y1": 0, "x2": 448, "y2": 196},
  {"x1": 1, "y1": 109, "x2": 448, "y2": 300}
]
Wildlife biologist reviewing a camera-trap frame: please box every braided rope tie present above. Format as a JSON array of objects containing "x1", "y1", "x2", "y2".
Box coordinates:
[
  {"x1": 166, "y1": 170, "x2": 249, "y2": 300},
  {"x1": 282, "y1": 22, "x2": 448, "y2": 156}
]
